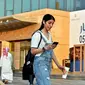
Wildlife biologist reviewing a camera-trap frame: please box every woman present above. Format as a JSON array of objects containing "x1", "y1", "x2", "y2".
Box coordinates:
[{"x1": 31, "y1": 14, "x2": 65, "y2": 85}]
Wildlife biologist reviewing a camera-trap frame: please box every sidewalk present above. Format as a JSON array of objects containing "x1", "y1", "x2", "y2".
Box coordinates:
[
  {"x1": 13, "y1": 69, "x2": 85, "y2": 79},
  {"x1": 0, "y1": 69, "x2": 85, "y2": 85},
  {"x1": 7, "y1": 76, "x2": 85, "y2": 85},
  {"x1": 11, "y1": 69, "x2": 85, "y2": 85}
]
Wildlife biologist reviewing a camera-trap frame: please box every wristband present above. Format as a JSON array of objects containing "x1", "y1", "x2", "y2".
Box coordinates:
[{"x1": 42, "y1": 47, "x2": 46, "y2": 52}]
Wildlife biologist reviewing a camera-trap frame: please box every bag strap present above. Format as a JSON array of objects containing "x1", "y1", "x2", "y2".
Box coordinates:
[
  {"x1": 38, "y1": 31, "x2": 47, "y2": 44},
  {"x1": 32, "y1": 30, "x2": 48, "y2": 48},
  {"x1": 25, "y1": 31, "x2": 44, "y2": 63},
  {"x1": 37, "y1": 31, "x2": 42, "y2": 48},
  {"x1": 32, "y1": 30, "x2": 42, "y2": 48}
]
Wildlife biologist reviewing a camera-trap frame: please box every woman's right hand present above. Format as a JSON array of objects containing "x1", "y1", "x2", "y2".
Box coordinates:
[{"x1": 44, "y1": 44, "x2": 53, "y2": 50}]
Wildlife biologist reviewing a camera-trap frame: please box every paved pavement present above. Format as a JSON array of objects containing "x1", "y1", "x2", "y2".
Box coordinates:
[
  {"x1": 1, "y1": 69, "x2": 85, "y2": 85},
  {"x1": 5, "y1": 76, "x2": 85, "y2": 85},
  {"x1": 0, "y1": 74, "x2": 85, "y2": 85}
]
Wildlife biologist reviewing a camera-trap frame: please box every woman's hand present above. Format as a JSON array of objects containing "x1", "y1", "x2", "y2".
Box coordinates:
[
  {"x1": 58, "y1": 66, "x2": 67, "y2": 74},
  {"x1": 44, "y1": 44, "x2": 53, "y2": 50},
  {"x1": 43, "y1": 43, "x2": 58, "y2": 51},
  {"x1": 58, "y1": 65, "x2": 65, "y2": 71}
]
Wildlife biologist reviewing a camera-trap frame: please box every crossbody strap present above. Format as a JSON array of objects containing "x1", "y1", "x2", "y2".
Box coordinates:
[
  {"x1": 32, "y1": 30, "x2": 47, "y2": 48},
  {"x1": 38, "y1": 31, "x2": 47, "y2": 44},
  {"x1": 37, "y1": 31, "x2": 42, "y2": 48},
  {"x1": 32, "y1": 30, "x2": 43, "y2": 48}
]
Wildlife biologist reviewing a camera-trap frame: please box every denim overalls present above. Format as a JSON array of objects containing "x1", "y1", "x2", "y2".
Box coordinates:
[{"x1": 33, "y1": 49, "x2": 53, "y2": 85}]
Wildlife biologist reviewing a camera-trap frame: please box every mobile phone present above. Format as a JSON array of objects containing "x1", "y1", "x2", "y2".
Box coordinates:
[{"x1": 52, "y1": 42, "x2": 59, "y2": 45}]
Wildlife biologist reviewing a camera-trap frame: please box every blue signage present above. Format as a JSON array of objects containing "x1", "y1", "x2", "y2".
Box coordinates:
[{"x1": 79, "y1": 23, "x2": 85, "y2": 43}]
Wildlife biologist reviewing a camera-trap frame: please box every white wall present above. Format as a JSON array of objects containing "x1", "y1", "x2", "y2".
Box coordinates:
[{"x1": 70, "y1": 10, "x2": 85, "y2": 47}]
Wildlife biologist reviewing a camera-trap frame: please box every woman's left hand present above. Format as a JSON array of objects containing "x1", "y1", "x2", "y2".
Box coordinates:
[
  {"x1": 58, "y1": 65, "x2": 65, "y2": 71},
  {"x1": 59, "y1": 66, "x2": 67, "y2": 74}
]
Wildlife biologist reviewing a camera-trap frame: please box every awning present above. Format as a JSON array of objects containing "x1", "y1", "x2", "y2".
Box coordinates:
[
  {"x1": 12, "y1": 14, "x2": 39, "y2": 23},
  {"x1": 0, "y1": 15, "x2": 38, "y2": 32}
]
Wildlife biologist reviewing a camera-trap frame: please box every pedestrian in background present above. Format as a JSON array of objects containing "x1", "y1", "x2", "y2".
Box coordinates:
[
  {"x1": 31, "y1": 14, "x2": 65, "y2": 85},
  {"x1": 1, "y1": 47, "x2": 13, "y2": 84}
]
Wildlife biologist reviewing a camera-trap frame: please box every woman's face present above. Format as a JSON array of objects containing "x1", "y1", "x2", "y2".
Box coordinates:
[{"x1": 43, "y1": 19, "x2": 55, "y2": 31}]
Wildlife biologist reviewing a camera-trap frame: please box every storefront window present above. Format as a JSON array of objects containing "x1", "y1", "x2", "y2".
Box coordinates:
[
  {"x1": 20, "y1": 41, "x2": 30, "y2": 69},
  {"x1": 49, "y1": 0, "x2": 56, "y2": 9},
  {"x1": 23, "y1": 0, "x2": 31, "y2": 12},
  {"x1": 13, "y1": 0, "x2": 22, "y2": 14},
  {"x1": 40, "y1": 0, "x2": 48, "y2": 9},
  {"x1": 0, "y1": 0, "x2": 4, "y2": 17}
]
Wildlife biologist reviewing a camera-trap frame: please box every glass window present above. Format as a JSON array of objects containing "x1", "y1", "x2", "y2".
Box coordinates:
[
  {"x1": 49, "y1": 0, "x2": 56, "y2": 9},
  {"x1": 67, "y1": 0, "x2": 71, "y2": 11},
  {"x1": 6, "y1": 0, "x2": 13, "y2": 16},
  {"x1": 81, "y1": 0, "x2": 85, "y2": 9},
  {"x1": 40, "y1": 0, "x2": 47, "y2": 9},
  {"x1": 14, "y1": 0, "x2": 22, "y2": 14},
  {"x1": 6, "y1": 10, "x2": 13, "y2": 16},
  {"x1": 23, "y1": 0, "x2": 31, "y2": 12},
  {"x1": 76, "y1": 0, "x2": 81, "y2": 9},
  {"x1": 57, "y1": 0, "x2": 64, "y2": 10},
  {"x1": 6, "y1": 0, "x2": 13, "y2": 10},
  {"x1": 0, "y1": 0, "x2": 4, "y2": 17},
  {"x1": 70, "y1": 0, "x2": 74, "y2": 11},
  {"x1": 63, "y1": 0, "x2": 67, "y2": 11},
  {"x1": 32, "y1": 0, "x2": 38, "y2": 10},
  {"x1": 75, "y1": 0, "x2": 81, "y2": 10}
]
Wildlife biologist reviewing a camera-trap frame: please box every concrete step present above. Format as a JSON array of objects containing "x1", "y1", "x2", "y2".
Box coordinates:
[
  {"x1": 51, "y1": 73, "x2": 85, "y2": 80},
  {"x1": 51, "y1": 69, "x2": 85, "y2": 80}
]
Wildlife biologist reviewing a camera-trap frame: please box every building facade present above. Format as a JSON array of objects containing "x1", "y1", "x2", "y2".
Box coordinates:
[
  {"x1": 0, "y1": 9, "x2": 69, "y2": 70},
  {"x1": 0, "y1": 0, "x2": 85, "y2": 71},
  {"x1": 0, "y1": 0, "x2": 85, "y2": 17}
]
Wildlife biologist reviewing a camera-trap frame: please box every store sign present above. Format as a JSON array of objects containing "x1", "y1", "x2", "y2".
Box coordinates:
[
  {"x1": 79, "y1": 23, "x2": 85, "y2": 43},
  {"x1": 70, "y1": 10, "x2": 85, "y2": 47}
]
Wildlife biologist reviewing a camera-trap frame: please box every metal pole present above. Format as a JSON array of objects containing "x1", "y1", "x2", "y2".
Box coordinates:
[
  {"x1": 84, "y1": 45, "x2": 85, "y2": 72},
  {"x1": 38, "y1": 0, "x2": 40, "y2": 9},
  {"x1": 21, "y1": 0, "x2": 23, "y2": 13},
  {"x1": 73, "y1": 46, "x2": 75, "y2": 72},
  {"x1": 13, "y1": 0, "x2": 14, "y2": 14},
  {"x1": 4, "y1": 0, "x2": 6, "y2": 16},
  {"x1": 30, "y1": 0, "x2": 32, "y2": 11}
]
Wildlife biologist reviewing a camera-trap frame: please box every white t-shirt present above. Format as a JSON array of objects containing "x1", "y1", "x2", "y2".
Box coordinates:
[{"x1": 31, "y1": 30, "x2": 53, "y2": 56}]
